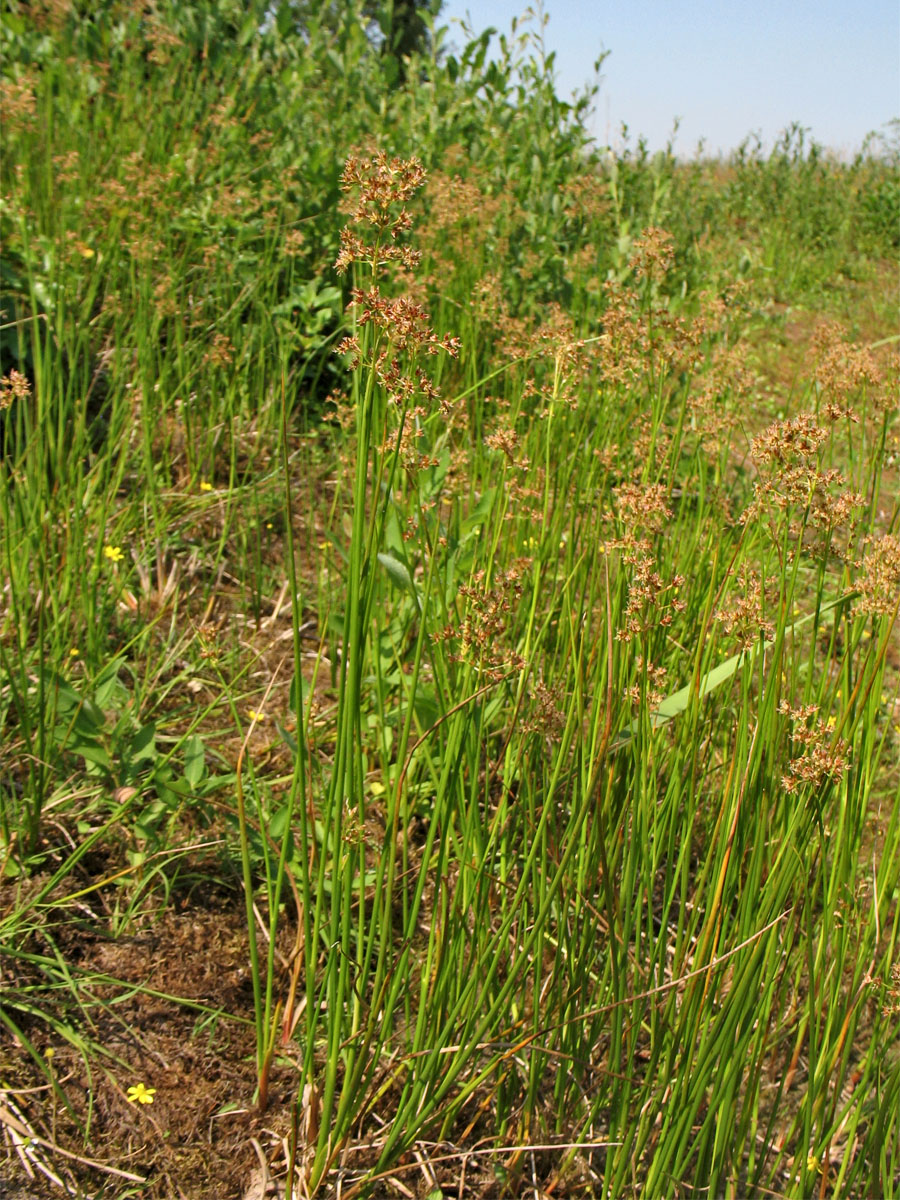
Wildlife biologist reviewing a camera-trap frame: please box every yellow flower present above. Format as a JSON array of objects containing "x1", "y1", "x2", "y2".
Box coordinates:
[
  {"x1": 806, "y1": 1153, "x2": 822, "y2": 1174},
  {"x1": 126, "y1": 1083, "x2": 156, "y2": 1105},
  {"x1": 103, "y1": 544, "x2": 124, "y2": 563},
  {"x1": 68, "y1": 648, "x2": 79, "y2": 657},
  {"x1": 200, "y1": 480, "x2": 213, "y2": 492},
  {"x1": 247, "y1": 709, "x2": 266, "y2": 722}
]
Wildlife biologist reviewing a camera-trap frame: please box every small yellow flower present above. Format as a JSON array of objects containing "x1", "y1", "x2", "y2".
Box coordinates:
[
  {"x1": 126, "y1": 1083, "x2": 156, "y2": 1105},
  {"x1": 68, "y1": 648, "x2": 79, "y2": 657},
  {"x1": 247, "y1": 709, "x2": 266, "y2": 722},
  {"x1": 200, "y1": 480, "x2": 213, "y2": 492},
  {"x1": 806, "y1": 1153, "x2": 822, "y2": 1174},
  {"x1": 44, "y1": 1047, "x2": 55, "y2": 1061},
  {"x1": 103, "y1": 544, "x2": 124, "y2": 563},
  {"x1": 826, "y1": 716, "x2": 836, "y2": 729}
]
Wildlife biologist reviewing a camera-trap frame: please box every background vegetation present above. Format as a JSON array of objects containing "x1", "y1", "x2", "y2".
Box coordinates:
[{"x1": 1, "y1": 1, "x2": 899, "y2": 1196}]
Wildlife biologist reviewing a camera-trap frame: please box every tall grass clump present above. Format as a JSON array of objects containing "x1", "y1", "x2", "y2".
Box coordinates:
[
  {"x1": 1, "y1": 2, "x2": 899, "y2": 1197},
  {"x1": 267, "y1": 173, "x2": 899, "y2": 1194}
]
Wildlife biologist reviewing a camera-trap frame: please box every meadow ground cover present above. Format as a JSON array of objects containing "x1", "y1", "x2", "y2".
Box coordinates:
[{"x1": 1, "y1": 2, "x2": 899, "y2": 1196}]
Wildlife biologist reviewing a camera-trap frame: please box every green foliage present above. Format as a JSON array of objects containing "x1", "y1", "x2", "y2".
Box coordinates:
[{"x1": 1, "y1": 3, "x2": 899, "y2": 1197}]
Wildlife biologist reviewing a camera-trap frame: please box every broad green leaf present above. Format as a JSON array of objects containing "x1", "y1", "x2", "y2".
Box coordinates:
[
  {"x1": 461, "y1": 487, "x2": 497, "y2": 536},
  {"x1": 183, "y1": 734, "x2": 206, "y2": 787},
  {"x1": 377, "y1": 551, "x2": 422, "y2": 612},
  {"x1": 615, "y1": 595, "x2": 850, "y2": 747},
  {"x1": 130, "y1": 722, "x2": 157, "y2": 765}
]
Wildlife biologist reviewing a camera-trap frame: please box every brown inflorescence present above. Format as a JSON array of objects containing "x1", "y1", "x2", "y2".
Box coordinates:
[
  {"x1": 715, "y1": 564, "x2": 777, "y2": 650},
  {"x1": 742, "y1": 411, "x2": 865, "y2": 555},
  {"x1": 0, "y1": 370, "x2": 31, "y2": 410},
  {"x1": 629, "y1": 227, "x2": 675, "y2": 285},
  {"x1": 811, "y1": 322, "x2": 882, "y2": 417},
  {"x1": 778, "y1": 699, "x2": 851, "y2": 794},
  {"x1": 616, "y1": 544, "x2": 686, "y2": 644},
  {"x1": 855, "y1": 535, "x2": 900, "y2": 617},
  {"x1": 433, "y1": 564, "x2": 529, "y2": 683},
  {"x1": 0, "y1": 74, "x2": 38, "y2": 135},
  {"x1": 334, "y1": 151, "x2": 461, "y2": 445}
]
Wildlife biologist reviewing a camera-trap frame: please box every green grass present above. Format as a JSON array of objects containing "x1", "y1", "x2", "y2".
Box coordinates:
[{"x1": 2, "y1": 2, "x2": 899, "y2": 1197}]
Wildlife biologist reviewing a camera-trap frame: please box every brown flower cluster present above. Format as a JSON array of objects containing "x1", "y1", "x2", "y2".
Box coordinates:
[
  {"x1": 382, "y1": 406, "x2": 440, "y2": 476},
  {"x1": 625, "y1": 655, "x2": 669, "y2": 710},
  {"x1": 855, "y1": 535, "x2": 900, "y2": 617},
  {"x1": 751, "y1": 412, "x2": 828, "y2": 467},
  {"x1": 616, "y1": 547, "x2": 686, "y2": 643},
  {"x1": 335, "y1": 152, "x2": 461, "y2": 420},
  {"x1": 426, "y1": 169, "x2": 503, "y2": 252},
  {"x1": 346, "y1": 288, "x2": 459, "y2": 359},
  {"x1": 337, "y1": 314, "x2": 458, "y2": 418},
  {"x1": 597, "y1": 275, "x2": 703, "y2": 391},
  {"x1": 778, "y1": 700, "x2": 850, "y2": 794},
  {"x1": 743, "y1": 412, "x2": 864, "y2": 544},
  {"x1": 284, "y1": 228, "x2": 306, "y2": 257},
  {"x1": 629, "y1": 227, "x2": 675, "y2": 285},
  {"x1": 0, "y1": 74, "x2": 37, "y2": 135},
  {"x1": 561, "y1": 171, "x2": 610, "y2": 224},
  {"x1": 811, "y1": 322, "x2": 882, "y2": 415},
  {"x1": 0, "y1": 370, "x2": 31, "y2": 410},
  {"x1": 145, "y1": 17, "x2": 184, "y2": 66},
  {"x1": 715, "y1": 565, "x2": 776, "y2": 650},
  {"x1": 24, "y1": 0, "x2": 72, "y2": 30},
  {"x1": 203, "y1": 333, "x2": 234, "y2": 369},
  {"x1": 881, "y1": 963, "x2": 900, "y2": 1018},
  {"x1": 524, "y1": 678, "x2": 567, "y2": 737},
  {"x1": 614, "y1": 482, "x2": 672, "y2": 536},
  {"x1": 596, "y1": 282, "x2": 646, "y2": 386},
  {"x1": 688, "y1": 340, "x2": 751, "y2": 454},
  {"x1": 484, "y1": 423, "x2": 532, "y2": 477},
  {"x1": 335, "y1": 153, "x2": 427, "y2": 275},
  {"x1": 471, "y1": 274, "x2": 504, "y2": 326},
  {"x1": 433, "y1": 564, "x2": 528, "y2": 681},
  {"x1": 53, "y1": 149, "x2": 81, "y2": 187}
]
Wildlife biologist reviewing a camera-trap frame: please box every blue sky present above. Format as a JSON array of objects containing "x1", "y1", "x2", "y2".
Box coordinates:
[{"x1": 438, "y1": 1, "x2": 900, "y2": 157}]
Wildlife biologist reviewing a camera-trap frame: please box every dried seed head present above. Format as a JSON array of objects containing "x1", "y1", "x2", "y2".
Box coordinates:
[
  {"x1": 856, "y1": 535, "x2": 900, "y2": 617},
  {"x1": 614, "y1": 482, "x2": 672, "y2": 535},
  {"x1": 811, "y1": 321, "x2": 882, "y2": 407},
  {"x1": 751, "y1": 412, "x2": 828, "y2": 468},
  {"x1": 338, "y1": 152, "x2": 426, "y2": 241},
  {"x1": 715, "y1": 565, "x2": 776, "y2": 650},
  {"x1": 629, "y1": 227, "x2": 675, "y2": 285},
  {"x1": 0, "y1": 370, "x2": 31, "y2": 410}
]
